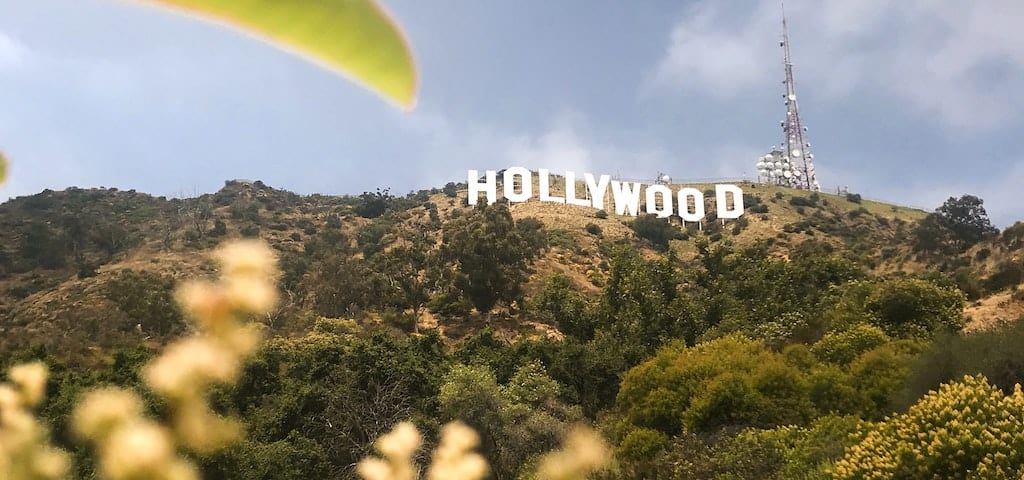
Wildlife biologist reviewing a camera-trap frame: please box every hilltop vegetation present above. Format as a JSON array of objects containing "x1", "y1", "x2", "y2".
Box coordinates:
[{"x1": 3, "y1": 177, "x2": 1024, "y2": 478}]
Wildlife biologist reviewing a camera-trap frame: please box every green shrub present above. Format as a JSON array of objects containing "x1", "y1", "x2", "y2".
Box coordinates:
[
  {"x1": 789, "y1": 196, "x2": 815, "y2": 207},
  {"x1": 585, "y1": 223, "x2": 603, "y2": 236},
  {"x1": 811, "y1": 324, "x2": 890, "y2": 364},
  {"x1": 547, "y1": 229, "x2": 577, "y2": 249},
  {"x1": 104, "y1": 270, "x2": 184, "y2": 336},
  {"x1": 616, "y1": 336, "x2": 817, "y2": 442},
  {"x1": 629, "y1": 215, "x2": 677, "y2": 251},
  {"x1": 595, "y1": 209, "x2": 609, "y2": 219},
  {"x1": 835, "y1": 375, "x2": 1024, "y2": 479},
  {"x1": 845, "y1": 193, "x2": 862, "y2": 204},
  {"x1": 239, "y1": 223, "x2": 261, "y2": 238}
]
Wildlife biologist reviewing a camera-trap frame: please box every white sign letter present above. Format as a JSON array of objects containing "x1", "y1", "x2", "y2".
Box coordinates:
[
  {"x1": 716, "y1": 184, "x2": 745, "y2": 219},
  {"x1": 468, "y1": 169, "x2": 497, "y2": 206},
  {"x1": 610, "y1": 181, "x2": 642, "y2": 216},
  {"x1": 503, "y1": 167, "x2": 532, "y2": 203},
  {"x1": 585, "y1": 173, "x2": 610, "y2": 210},
  {"x1": 538, "y1": 169, "x2": 565, "y2": 204},
  {"x1": 677, "y1": 188, "x2": 705, "y2": 222},
  {"x1": 565, "y1": 171, "x2": 591, "y2": 207},
  {"x1": 645, "y1": 185, "x2": 673, "y2": 218}
]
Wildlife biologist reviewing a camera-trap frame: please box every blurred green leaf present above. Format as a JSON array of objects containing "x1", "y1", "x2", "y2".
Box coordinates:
[{"x1": 146, "y1": 0, "x2": 418, "y2": 109}]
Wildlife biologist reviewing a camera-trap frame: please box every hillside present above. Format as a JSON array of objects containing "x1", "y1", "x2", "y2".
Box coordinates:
[
  {"x1": 6, "y1": 177, "x2": 1024, "y2": 479},
  {"x1": 0, "y1": 177, "x2": 1019, "y2": 361}
]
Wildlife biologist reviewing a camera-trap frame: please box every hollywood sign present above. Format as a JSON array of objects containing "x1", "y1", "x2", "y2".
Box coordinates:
[{"x1": 468, "y1": 168, "x2": 744, "y2": 222}]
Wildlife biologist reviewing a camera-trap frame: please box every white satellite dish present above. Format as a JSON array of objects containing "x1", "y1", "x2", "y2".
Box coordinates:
[
  {"x1": 791, "y1": 149, "x2": 802, "y2": 157},
  {"x1": 783, "y1": 170, "x2": 792, "y2": 178},
  {"x1": 788, "y1": 94, "x2": 796, "y2": 101}
]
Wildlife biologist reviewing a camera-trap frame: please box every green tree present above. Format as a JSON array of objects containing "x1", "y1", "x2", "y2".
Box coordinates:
[
  {"x1": 438, "y1": 362, "x2": 581, "y2": 479},
  {"x1": 443, "y1": 203, "x2": 546, "y2": 313},
  {"x1": 373, "y1": 232, "x2": 443, "y2": 331},
  {"x1": 532, "y1": 274, "x2": 597, "y2": 341},
  {"x1": 306, "y1": 254, "x2": 381, "y2": 317},
  {"x1": 914, "y1": 194, "x2": 998, "y2": 253},
  {"x1": 600, "y1": 248, "x2": 701, "y2": 350}
]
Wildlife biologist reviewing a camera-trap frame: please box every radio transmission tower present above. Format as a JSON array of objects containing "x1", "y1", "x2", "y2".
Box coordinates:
[{"x1": 756, "y1": 1, "x2": 820, "y2": 191}]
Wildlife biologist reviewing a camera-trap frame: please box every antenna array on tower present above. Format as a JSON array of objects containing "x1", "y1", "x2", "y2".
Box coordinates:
[{"x1": 756, "y1": 1, "x2": 820, "y2": 191}]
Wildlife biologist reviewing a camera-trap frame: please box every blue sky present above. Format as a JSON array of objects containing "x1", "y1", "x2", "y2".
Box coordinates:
[{"x1": 1, "y1": 0, "x2": 1023, "y2": 225}]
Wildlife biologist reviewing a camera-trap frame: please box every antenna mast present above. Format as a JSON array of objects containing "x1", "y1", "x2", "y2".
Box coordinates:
[{"x1": 756, "y1": 0, "x2": 820, "y2": 191}]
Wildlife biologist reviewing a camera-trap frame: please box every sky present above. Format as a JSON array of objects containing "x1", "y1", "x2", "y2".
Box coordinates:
[{"x1": 1, "y1": 0, "x2": 1023, "y2": 225}]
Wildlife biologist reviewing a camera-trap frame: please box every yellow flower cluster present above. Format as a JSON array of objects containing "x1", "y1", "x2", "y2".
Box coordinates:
[
  {"x1": 426, "y1": 422, "x2": 489, "y2": 480},
  {"x1": 833, "y1": 375, "x2": 1024, "y2": 479},
  {"x1": 358, "y1": 422, "x2": 607, "y2": 480},
  {"x1": 0, "y1": 362, "x2": 69, "y2": 480},
  {"x1": 72, "y1": 239, "x2": 279, "y2": 479},
  {"x1": 534, "y1": 426, "x2": 609, "y2": 480}
]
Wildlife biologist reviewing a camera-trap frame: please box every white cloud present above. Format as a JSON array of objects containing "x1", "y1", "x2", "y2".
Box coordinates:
[
  {"x1": 400, "y1": 109, "x2": 680, "y2": 187},
  {"x1": 0, "y1": 31, "x2": 27, "y2": 70},
  {"x1": 651, "y1": 0, "x2": 1024, "y2": 130}
]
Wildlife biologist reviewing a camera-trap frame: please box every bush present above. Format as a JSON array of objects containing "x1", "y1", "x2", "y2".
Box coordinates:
[
  {"x1": 835, "y1": 375, "x2": 1024, "y2": 479},
  {"x1": 789, "y1": 196, "x2": 814, "y2": 207},
  {"x1": 104, "y1": 270, "x2": 184, "y2": 336},
  {"x1": 210, "y1": 219, "x2": 228, "y2": 237},
  {"x1": 899, "y1": 320, "x2": 1024, "y2": 407},
  {"x1": 629, "y1": 215, "x2": 677, "y2": 251},
  {"x1": 826, "y1": 278, "x2": 965, "y2": 338},
  {"x1": 616, "y1": 336, "x2": 817, "y2": 443},
  {"x1": 547, "y1": 229, "x2": 577, "y2": 249},
  {"x1": 845, "y1": 193, "x2": 862, "y2": 204},
  {"x1": 811, "y1": 324, "x2": 890, "y2": 365},
  {"x1": 239, "y1": 223, "x2": 261, "y2": 238},
  {"x1": 585, "y1": 223, "x2": 603, "y2": 236},
  {"x1": 983, "y1": 259, "x2": 1024, "y2": 293},
  {"x1": 595, "y1": 209, "x2": 609, "y2": 219}
]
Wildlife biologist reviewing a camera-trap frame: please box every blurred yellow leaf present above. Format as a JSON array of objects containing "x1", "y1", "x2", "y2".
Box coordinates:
[
  {"x1": 0, "y1": 150, "x2": 7, "y2": 186},
  {"x1": 142, "y1": 0, "x2": 418, "y2": 109}
]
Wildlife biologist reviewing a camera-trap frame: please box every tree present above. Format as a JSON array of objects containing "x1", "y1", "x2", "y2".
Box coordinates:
[
  {"x1": 353, "y1": 188, "x2": 393, "y2": 219},
  {"x1": 438, "y1": 362, "x2": 581, "y2": 479},
  {"x1": 600, "y1": 248, "x2": 701, "y2": 350},
  {"x1": 442, "y1": 182, "x2": 459, "y2": 198},
  {"x1": 443, "y1": 204, "x2": 545, "y2": 313},
  {"x1": 374, "y1": 238, "x2": 442, "y2": 332},
  {"x1": 305, "y1": 254, "x2": 381, "y2": 318},
  {"x1": 915, "y1": 195, "x2": 998, "y2": 253},
  {"x1": 532, "y1": 274, "x2": 597, "y2": 340}
]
